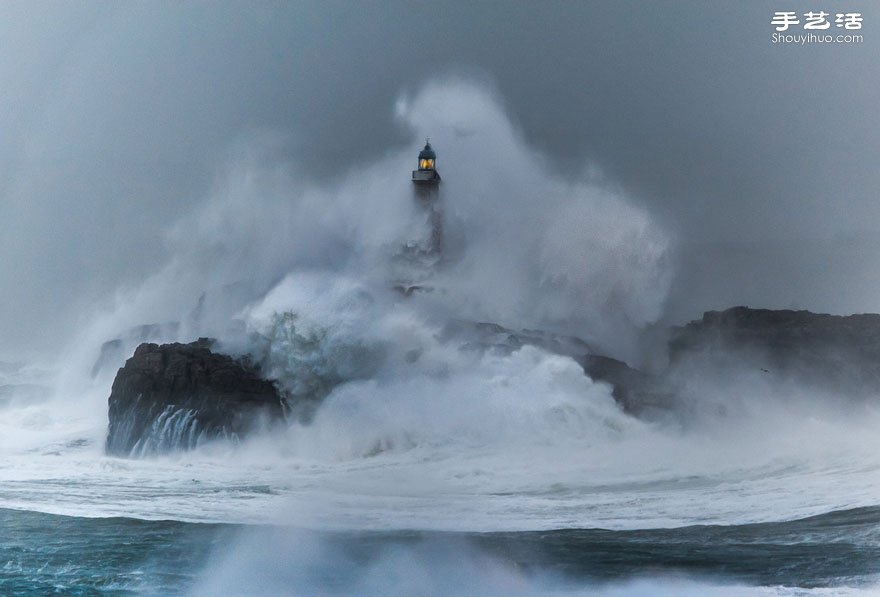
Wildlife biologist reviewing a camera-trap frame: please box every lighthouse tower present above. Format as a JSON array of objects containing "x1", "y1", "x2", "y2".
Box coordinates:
[
  {"x1": 411, "y1": 139, "x2": 442, "y2": 259},
  {"x1": 391, "y1": 140, "x2": 444, "y2": 293}
]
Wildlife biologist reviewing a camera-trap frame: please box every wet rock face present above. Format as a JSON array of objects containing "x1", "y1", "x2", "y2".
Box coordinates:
[{"x1": 106, "y1": 339, "x2": 286, "y2": 457}]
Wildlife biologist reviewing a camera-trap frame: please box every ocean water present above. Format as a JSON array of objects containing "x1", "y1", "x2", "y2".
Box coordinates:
[{"x1": 3, "y1": 506, "x2": 880, "y2": 596}]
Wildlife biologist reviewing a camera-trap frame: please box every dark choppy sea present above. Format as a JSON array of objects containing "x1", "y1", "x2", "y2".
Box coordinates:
[{"x1": 3, "y1": 506, "x2": 880, "y2": 596}]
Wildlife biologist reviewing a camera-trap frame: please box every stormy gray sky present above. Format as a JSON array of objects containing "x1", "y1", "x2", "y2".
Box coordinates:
[{"x1": 0, "y1": 1, "x2": 878, "y2": 356}]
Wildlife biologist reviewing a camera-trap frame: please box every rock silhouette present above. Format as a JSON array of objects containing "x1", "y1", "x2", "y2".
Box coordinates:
[{"x1": 106, "y1": 339, "x2": 285, "y2": 457}]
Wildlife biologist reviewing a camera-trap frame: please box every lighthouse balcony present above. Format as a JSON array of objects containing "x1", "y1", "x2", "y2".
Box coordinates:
[{"x1": 412, "y1": 169, "x2": 441, "y2": 183}]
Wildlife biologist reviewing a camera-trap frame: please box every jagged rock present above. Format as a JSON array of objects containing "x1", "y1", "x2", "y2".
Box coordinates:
[
  {"x1": 106, "y1": 339, "x2": 286, "y2": 457},
  {"x1": 669, "y1": 306, "x2": 880, "y2": 396}
]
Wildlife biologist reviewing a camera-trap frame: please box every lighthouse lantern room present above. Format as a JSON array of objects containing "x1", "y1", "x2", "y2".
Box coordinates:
[{"x1": 412, "y1": 139, "x2": 441, "y2": 185}]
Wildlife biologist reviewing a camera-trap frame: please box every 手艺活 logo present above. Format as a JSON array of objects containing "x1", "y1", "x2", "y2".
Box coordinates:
[{"x1": 771, "y1": 11, "x2": 864, "y2": 44}]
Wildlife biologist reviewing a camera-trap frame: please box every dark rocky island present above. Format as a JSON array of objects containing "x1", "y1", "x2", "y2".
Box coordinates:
[
  {"x1": 467, "y1": 306, "x2": 880, "y2": 415},
  {"x1": 105, "y1": 306, "x2": 880, "y2": 457},
  {"x1": 105, "y1": 339, "x2": 286, "y2": 457},
  {"x1": 669, "y1": 307, "x2": 880, "y2": 397}
]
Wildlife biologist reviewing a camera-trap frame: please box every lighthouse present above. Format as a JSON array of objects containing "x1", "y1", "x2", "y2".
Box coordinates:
[
  {"x1": 411, "y1": 139, "x2": 443, "y2": 262},
  {"x1": 391, "y1": 140, "x2": 444, "y2": 293}
]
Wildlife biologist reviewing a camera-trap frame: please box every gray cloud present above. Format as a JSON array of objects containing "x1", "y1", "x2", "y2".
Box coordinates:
[{"x1": 0, "y1": 1, "x2": 878, "y2": 356}]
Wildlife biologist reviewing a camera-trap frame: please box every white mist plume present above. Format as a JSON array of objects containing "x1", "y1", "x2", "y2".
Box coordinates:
[
  {"x1": 237, "y1": 271, "x2": 641, "y2": 461},
  {"x1": 62, "y1": 76, "x2": 672, "y2": 383},
  {"x1": 396, "y1": 80, "x2": 672, "y2": 355}
]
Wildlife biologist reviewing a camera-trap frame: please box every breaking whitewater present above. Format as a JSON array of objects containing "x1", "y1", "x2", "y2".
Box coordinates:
[{"x1": 3, "y1": 81, "x2": 880, "y2": 595}]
